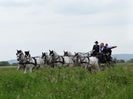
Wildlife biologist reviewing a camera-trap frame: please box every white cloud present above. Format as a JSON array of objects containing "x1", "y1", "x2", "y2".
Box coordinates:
[
  {"x1": 0, "y1": 0, "x2": 32, "y2": 2},
  {"x1": 0, "y1": 0, "x2": 132, "y2": 60},
  {"x1": 13, "y1": 0, "x2": 32, "y2": 3},
  {"x1": 44, "y1": 0, "x2": 128, "y2": 15}
]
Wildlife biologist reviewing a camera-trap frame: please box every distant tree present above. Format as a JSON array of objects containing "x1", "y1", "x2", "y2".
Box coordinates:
[
  {"x1": 11, "y1": 63, "x2": 18, "y2": 66},
  {"x1": 112, "y1": 58, "x2": 117, "y2": 62},
  {"x1": 109, "y1": 58, "x2": 125, "y2": 63},
  {"x1": 0, "y1": 61, "x2": 10, "y2": 66},
  {"x1": 117, "y1": 59, "x2": 125, "y2": 63},
  {"x1": 127, "y1": 58, "x2": 133, "y2": 63},
  {"x1": 112, "y1": 58, "x2": 125, "y2": 63}
]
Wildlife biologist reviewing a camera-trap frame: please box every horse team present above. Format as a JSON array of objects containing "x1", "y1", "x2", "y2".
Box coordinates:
[{"x1": 16, "y1": 50, "x2": 115, "y2": 73}]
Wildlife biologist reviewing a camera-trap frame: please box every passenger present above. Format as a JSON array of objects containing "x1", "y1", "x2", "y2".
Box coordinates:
[
  {"x1": 104, "y1": 43, "x2": 117, "y2": 56},
  {"x1": 99, "y1": 43, "x2": 105, "y2": 53},
  {"x1": 103, "y1": 43, "x2": 117, "y2": 61}
]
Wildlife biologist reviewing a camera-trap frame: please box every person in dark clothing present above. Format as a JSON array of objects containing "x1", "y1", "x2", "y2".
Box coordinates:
[
  {"x1": 103, "y1": 43, "x2": 117, "y2": 61},
  {"x1": 91, "y1": 41, "x2": 99, "y2": 56},
  {"x1": 104, "y1": 44, "x2": 117, "y2": 55}
]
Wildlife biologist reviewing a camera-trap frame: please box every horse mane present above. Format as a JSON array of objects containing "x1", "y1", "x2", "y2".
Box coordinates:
[
  {"x1": 53, "y1": 51, "x2": 58, "y2": 57},
  {"x1": 68, "y1": 52, "x2": 73, "y2": 56}
]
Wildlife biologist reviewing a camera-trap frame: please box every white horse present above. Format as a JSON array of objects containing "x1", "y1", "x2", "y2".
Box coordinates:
[
  {"x1": 89, "y1": 56, "x2": 100, "y2": 73},
  {"x1": 49, "y1": 50, "x2": 64, "y2": 67},
  {"x1": 41, "y1": 52, "x2": 51, "y2": 67},
  {"x1": 35, "y1": 57, "x2": 45, "y2": 68},
  {"x1": 63, "y1": 51, "x2": 74, "y2": 67},
  {"x1": 24, "y1": 51, "x2": 44, "y2": 73},
  {"x1": 16, "y1": 50, "x2": 39, "y2": 73},
  {"x1": 73, "y1": 52, "x2": 89, "y2": 67},
  {"x1": 73, "y1": 52, "x2": 100, "y2": 73},
  {"x1": 63, "y1": 51, "x2": 73, "y2": 57},
  {"x1": 49, "y1": 50, "x2": 74, "y2": 67},
  {"x1": 16, "y1": 50, "x2": 26, "y2": 71}
]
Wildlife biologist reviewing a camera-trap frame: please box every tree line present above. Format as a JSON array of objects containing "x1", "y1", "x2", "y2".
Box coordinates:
[
  {"x1": 113, "y1": 58, "x2": 133, "y2": 63},
  {"x1": 0, "y1": 61, "x2": 17, "y2": 66}
]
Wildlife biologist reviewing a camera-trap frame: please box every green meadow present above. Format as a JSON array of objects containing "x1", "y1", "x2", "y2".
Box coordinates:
[{"x1": 0, "y1": 63, "x2": 133, "y2": 99}]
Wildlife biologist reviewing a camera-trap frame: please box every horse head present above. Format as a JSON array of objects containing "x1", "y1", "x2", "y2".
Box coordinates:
[
  {"x1": 16, "y1": 50, "x2": 24, "y2": 61},
  {"x1": 64, "y1": 51, "x2": 69, "y2": 56},
  {"x1": 25, "y1": 51, "x2": 31, "y2": 61},
  {"x1": 49, "y1": 50, "x2": 54, "y2": 57},
  {"x1": 73, "y1": 52, "x2": 81, "y2": 64},
  {"x1": 41, "y1": 52, "x2": 48, "y2": 59},
  {"x1": 16, "y1": 50, "x2": 22, "y2": 55}
]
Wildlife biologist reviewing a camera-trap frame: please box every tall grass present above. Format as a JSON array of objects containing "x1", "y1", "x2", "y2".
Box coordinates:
[{"x1": 0, "y1": 64, "x2": 132, "y2": 99}]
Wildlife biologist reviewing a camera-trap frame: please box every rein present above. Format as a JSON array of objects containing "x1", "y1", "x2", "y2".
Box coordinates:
[
  {"x1": 52, "y1": 56, "x2": 65, "y2": 64},
  {"x1": 24, "y1": 57, "x2": 37, "y2": 66}
]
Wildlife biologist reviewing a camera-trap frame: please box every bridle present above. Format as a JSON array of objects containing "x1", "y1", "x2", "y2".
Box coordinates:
[{"x1": 16, "y1": 52, "x2": 26, "y2": 65}]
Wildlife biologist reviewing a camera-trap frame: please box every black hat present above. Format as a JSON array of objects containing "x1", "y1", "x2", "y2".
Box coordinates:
[{"x1": 95, "y1": 41, "x2": 98, "y2": 43}]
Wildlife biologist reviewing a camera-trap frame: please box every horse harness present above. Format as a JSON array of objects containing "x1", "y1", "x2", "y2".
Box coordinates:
[
  {"x1": 24, "y1": 57, "x2": 37, "y2": 67},
  {"x1": 80, "y1": 56, "x2": 90, "y2": 64},
  {"x1": 53, "y1": 56, "x2": 65, "y2": 64}
]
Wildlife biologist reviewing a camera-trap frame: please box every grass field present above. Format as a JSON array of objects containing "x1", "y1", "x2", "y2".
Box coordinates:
[{"x1": 0, "y1": 63, "x2": 133, "y2": 99}]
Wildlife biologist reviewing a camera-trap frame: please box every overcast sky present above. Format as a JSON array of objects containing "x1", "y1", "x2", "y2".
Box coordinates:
[{"x1": 0, "y1": 0, "x2": 133, "y2": 60}]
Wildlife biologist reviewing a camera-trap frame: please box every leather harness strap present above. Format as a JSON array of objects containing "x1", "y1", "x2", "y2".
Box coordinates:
[
  {"x1": 55, "y1": 56, "x2": 65, "y2": 64},
  {"x1": 24, "y1": 57, "x2": 37, "y2": 66}
]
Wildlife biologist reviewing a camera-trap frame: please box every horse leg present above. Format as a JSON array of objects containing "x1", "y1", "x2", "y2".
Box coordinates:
[
  {"x1": 17, "y1": 64, "x2": 21, "y2": 70},
  {"x1": 91, "y1": 65, "x2": 95, "y2": 74},
  {"x1": 106, "y1": 62, "x2": 112, "y2": 69},
  {"x1": 100, "y1": 63, "x2": 106, "y2": 71},
  {"x1": 84, "y1": 64, "x2": 87, "y2": 70},
  {"x1": 87, "y1": 64, "x2": 92, "y2": 73},
  {"x1": 30, "y1": 67, "x2": 33, "y2": 73},
  {"x1": 50, "y1": 63, "x2": 54, "y2": 68},
  {"x1": 36, "y1": 65, "x2": 40, "y2": 69},
  {"x1": 24, "y1": 67, "x2": 27, "y2": 74},
  {"x1": 95, "y1": 63, "x2": 100, "y2": 72}
]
